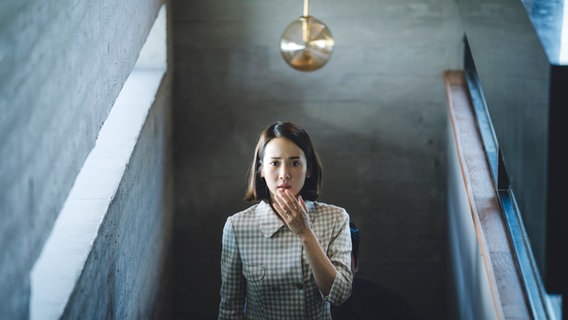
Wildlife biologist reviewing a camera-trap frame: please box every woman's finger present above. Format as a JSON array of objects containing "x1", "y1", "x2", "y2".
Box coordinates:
[
  {"x1": 282, "y1": 190, "x2": 299, "y2": 210},
  {"x1": 276, "y1": 192, "x2": 293, "y2": 212},
  {"x1": 272, "y1": 201, "x2": 287, "y2": 219},
  {"x1": 298, "y1": 195, "x2": 308, "y2": 212}
]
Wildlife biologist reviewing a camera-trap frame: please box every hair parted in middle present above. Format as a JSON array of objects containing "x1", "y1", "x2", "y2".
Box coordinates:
[{"x1": 244, "y1": 121, "x2": 323, "y2": 202}]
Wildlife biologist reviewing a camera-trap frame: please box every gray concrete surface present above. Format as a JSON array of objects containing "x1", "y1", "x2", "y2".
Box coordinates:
[{"x1": 0, "y1": 0, "x2": 170, "y2": 318}]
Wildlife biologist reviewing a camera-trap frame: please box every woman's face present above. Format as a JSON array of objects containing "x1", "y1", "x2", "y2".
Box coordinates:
[{"x1": 261, "y1": 137, "x2": 308, "y2": 201}]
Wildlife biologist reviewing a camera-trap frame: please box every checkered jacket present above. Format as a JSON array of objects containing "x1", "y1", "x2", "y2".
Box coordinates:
[{"x1": 219, "y1": 200, "x2": 353, "y2": 319}]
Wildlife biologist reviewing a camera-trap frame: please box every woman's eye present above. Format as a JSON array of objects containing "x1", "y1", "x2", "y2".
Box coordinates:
[
  {"x1": 290, "y1": 161, "x2": 300, "y2": 167},
  {"x1": 270, "y1": 161, "x2": 279, "y2": 166}
]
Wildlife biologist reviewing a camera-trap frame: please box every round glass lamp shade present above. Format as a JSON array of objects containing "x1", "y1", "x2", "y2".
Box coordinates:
[{"x1": 280, "y1": 16, "x2": 335, "y2": 71}]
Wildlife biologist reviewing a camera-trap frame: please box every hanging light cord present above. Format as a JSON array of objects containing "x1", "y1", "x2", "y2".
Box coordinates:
[
  {"x1": 302, "y1": 0, "x2": 311, "y2": 43},
  {"x1": 303, "y1": 0, "x2": 310, "y2": 17}
]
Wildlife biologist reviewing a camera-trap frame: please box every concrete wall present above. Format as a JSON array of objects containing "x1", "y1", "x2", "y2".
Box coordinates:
[
  {"x1": 0, "y1": 0, "x2": 170, "y2": 318},
  {"x1": 172, "y1": 0, "x2": 463, "y2": 319},
  {"x1": 60, "y1": 74, "x2": 173, "y2": 319}
]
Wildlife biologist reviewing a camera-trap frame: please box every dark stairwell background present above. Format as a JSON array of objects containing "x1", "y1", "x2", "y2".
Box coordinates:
[{"x1": 170, "y1": 0, "x2": 463, "y2": 319}]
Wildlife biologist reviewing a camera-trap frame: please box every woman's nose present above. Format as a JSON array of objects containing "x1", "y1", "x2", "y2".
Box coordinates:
[{"x1": 280, "y1": 169, "x2": 290, "y2": 180}]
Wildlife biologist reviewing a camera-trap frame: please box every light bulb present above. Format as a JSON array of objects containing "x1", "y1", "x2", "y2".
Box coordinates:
[{"x1": 279, "y1": 16, "x2": 335, "y2": 71}]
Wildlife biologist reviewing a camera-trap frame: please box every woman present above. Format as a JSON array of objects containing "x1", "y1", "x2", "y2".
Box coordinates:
[{"x1": 219, "y1": 121, "x2": 352, "y2": 319}]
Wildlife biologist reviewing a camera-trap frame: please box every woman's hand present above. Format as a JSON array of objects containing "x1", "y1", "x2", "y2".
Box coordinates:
[
  {"x1": 273, "y1": 190, "x2": 311, "y2": 236},
  {"x1": 274, "y1": 190, "x2": 338, "y2": 296}
]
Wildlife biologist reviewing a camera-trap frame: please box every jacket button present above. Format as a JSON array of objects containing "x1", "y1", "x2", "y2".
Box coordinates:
[
  {"x1": 296, "y1": 283, "x2": 304, "y2": 289},
  {"x1": 271, "y1": 285, "x2": 279, "y2": 292}
]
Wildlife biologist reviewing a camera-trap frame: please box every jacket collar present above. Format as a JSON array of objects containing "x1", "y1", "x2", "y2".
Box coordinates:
[{"x1": 256, "y1": 200, "x2": 317, "y2": 238}]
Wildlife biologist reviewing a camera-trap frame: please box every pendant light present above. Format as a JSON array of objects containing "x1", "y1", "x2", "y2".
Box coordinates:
[{"x1": 279, "y1": 0, "x2": 335, "y2": 71}]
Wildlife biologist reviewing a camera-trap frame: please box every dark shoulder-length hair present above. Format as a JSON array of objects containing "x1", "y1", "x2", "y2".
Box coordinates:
[{"x1": 244, "y1": 121, "x2": 323, "y2": 202}]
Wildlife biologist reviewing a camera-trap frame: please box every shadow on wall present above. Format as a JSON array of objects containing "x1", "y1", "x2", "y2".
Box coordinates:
[{"x1": 333, "y1": 222, "x2": 418, "y2": 320}]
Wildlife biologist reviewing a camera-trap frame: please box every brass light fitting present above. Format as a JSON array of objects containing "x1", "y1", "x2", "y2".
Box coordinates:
[{"x1": 279, "y1": 0, "x2": 335, "y2": 71}]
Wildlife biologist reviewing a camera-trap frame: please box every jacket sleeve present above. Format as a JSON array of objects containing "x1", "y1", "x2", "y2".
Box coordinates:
[
  {"x1": 321, "y1": 209, "x2": 353, "y2": 305},
  {"x1": 218, "y1": 216, "x2": 246, "y2": 320}
]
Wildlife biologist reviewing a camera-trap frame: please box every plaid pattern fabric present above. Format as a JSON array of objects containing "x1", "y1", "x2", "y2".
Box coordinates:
[{"x1": 219, "y1": 200, "x2": 353, "y2": 320}]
